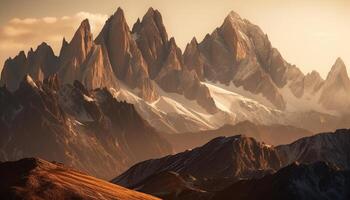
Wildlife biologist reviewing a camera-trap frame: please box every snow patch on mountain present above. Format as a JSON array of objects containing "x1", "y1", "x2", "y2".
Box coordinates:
[{"x1": 279, "y1": 82, "x2": 330, "y2": 113}]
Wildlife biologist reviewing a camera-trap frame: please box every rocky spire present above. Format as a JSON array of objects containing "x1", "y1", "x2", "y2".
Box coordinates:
[
  {"x1": 96, "y1": 7, "x2": 149, "y2": 82},
  {"x1": 131, "y1": 7, "x2": 169, "y2": 78},
  {"x1": 184, "y1": 37, "x2": 205, "y2": 80},
  {"x1": 59, "y1": 37, "x2": 69, "y2": 57},
  {"x1": 58, "y1": 19, "x2": 94, "y2": 84},
  {"x1": 61, "y1": 19, "x2": 93, "y2": 64}
]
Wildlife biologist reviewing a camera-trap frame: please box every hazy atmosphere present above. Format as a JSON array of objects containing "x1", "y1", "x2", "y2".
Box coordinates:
[{"x1": 0, "y1": 0, "x2": 349, "y2": 77}]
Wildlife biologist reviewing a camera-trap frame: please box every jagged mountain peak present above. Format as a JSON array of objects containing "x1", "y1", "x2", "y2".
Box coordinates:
[
  {"x1": 36, "y1": 42, "x2": 50, "y2": 50},
  {"x1": 189, "y1": 37, "x2": 198, "y2": 46},
  {"x1": 29, "y1": 42, "x2": 56, "y2": 58},
  {"x1": 228, "y1": 10, "x2": 242, "y2": 19},
  {"x1": 113, "y1": 7, "x2": 127, "y2": 22},
  {"x1": 59, "y1": 37, "x2": 69, "y2": 57},
  {"x1": 327, "y1": 57, "x2": 349, "y2": 80},
  {"x1": 14, "y1": 50, "x2": 27, "y2": 61},
  {"x1": 78, "y1": 18, "x2": 91, "y2": 32},
  {"x1": 136, "y1": 6, "x2": 168, "y2": 44},
  {"x1": 222, "y1": 10, "x2": 245, "y2": 27},
  {"x1": 145, "y1": 7, "x2": 159, "y2": 16},
  {"x1": 168, "y1": 37, "x2": 178, "y2": 48},
  {"x1": 72, "y1": 19, "x2": 92, "y2": 42}
]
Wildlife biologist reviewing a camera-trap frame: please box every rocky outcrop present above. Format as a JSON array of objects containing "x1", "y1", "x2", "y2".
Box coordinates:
[
  {"x1": 0, "y1": 75, "x2": 172, "y2": 179},
  {"x1": 0, "y1": 158, "x2": 160, "y2": 200}
]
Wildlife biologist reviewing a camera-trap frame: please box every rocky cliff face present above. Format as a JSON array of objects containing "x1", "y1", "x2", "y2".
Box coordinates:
[{"x1": 0, "y1": 75, "x2": 172, "y2": 179}]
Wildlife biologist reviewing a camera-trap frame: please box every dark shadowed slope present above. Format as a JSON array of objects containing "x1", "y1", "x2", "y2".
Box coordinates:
[
  {"x1": 212, "y1": 162, "x2": 350, "y2": 200},
  {"x1": 0, "y1": 75, "x2": 172, "y2": 179}
]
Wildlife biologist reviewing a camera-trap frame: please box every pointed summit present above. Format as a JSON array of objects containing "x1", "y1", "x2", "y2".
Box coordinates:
[
  {"x1": 319, "y1": 57, "x2": 350, "y2": 112},
  {"x1": 59, "y1": 37, "x2": 69, "y2": 57},
  {"x1": 228, "y1": 10, "x2": 242, "y2": 19},
  {"x1": 58, "y1": 18, "x2": 93, "y2": 84},
  {"x1": 139, "y1": 7, "x2": 168, "y2": 43},
  {"x1": 223, "y1": 10, "x2": 242, "y2": 25},
  {"x1": 68, "y1": 18, "x2": 93, "y2": 57},
  {"x1": 326, "y1": 57, "x2": 349, "y2": 81},
  {"x1": 145, "y1": 7, "x2": 156, "y2": 16},
  {"x1": 113, "y1": 7, "x2": 127, "y2": 23},
  {"x1": 190, "y1": 37, "x2": 198, "y2": 46},
  {"x1": 79, "y1": 18, "x2": 91, "y2": 31}
]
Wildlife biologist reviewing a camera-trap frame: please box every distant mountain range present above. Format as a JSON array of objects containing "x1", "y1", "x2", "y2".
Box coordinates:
[
  {"x1": 114, "y1": 129, "x2": 350, "y2": 200},
  {"x1": 1, "y1": 7, "x2": 350, "y2": 134}
]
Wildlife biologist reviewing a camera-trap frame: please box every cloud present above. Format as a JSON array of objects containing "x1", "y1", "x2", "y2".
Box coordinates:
[
  {"x1": 42, "y1": 17, "x2": 58, "y2": 24},
  {"x1": 0, "y1": 12, "x2": 108, "y2": 70}
]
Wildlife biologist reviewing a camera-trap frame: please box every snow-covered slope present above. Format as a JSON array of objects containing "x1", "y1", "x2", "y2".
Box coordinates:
[{"x1": 108, "y1": 80, "x2": 286, "y2": 133}]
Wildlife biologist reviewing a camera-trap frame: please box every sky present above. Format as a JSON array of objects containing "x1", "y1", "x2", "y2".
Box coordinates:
[{"x1": 0, "y1": 0, "x2": 349, "y2": 78}]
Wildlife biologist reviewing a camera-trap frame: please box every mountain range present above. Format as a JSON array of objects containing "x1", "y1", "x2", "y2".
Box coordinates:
[
  {"x1": 114, "y1": 129, "x2": 350, "y2": 200},
  {"x1": 1, "y1": 7, "x2": 350, "y2": 135}
]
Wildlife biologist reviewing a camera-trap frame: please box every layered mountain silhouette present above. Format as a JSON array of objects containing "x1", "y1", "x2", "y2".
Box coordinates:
[
  {"x1": 1, "y1": 7, "x2": 349, "y2": 134},
  {"x1": 212, "y1": 161, "x2": 350, "y2": 200},
  {"x1": 0, "y1": 75, "x2": 172, "y2": 180},
  {"x1": 0, "y1": 158, "x2": 159, "y2": 200},
  {"x1": 114, "y1": 129, "x2": 350, "y2": 200},
  {"x1": 163, "y1": 121, "x2": 313, "y2": 152}
]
